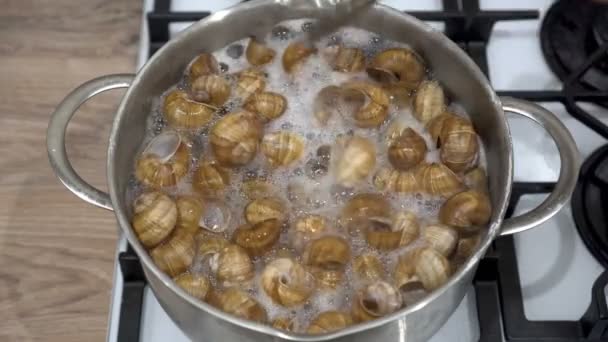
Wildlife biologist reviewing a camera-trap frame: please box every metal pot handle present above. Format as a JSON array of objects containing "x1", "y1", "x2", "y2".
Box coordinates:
[
  {"x1": 499, "y1": 96, "x2": 580, "y2": 236},
  {"x1": 46, "y1": 74, "x2": 135, "y2": 211}
]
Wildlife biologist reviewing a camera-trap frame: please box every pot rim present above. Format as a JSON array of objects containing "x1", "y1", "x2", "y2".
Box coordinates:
[{"x1": 107, "y1": 1, "x2": 511, "y2": 340}]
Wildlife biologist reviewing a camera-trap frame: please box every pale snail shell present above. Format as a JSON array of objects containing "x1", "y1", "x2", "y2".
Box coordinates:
[
  {"x1": 334, "y1": 136, "x2": 376, "y2": 187},
  {"x1": 244, "y1": 197, "x2": 286, "y2": 224},
  {"x1": 439, "y1": 115, "x2": 480, "y2": 173},
  {"x1": 351, "y1": 281, "x2": 403, "y2": 323},
  {"x1": 188, "y1": 53, "x2": 219, "y2": 80},
  {"x1": 245, "y1": 37, "x2": 276, "y2": 66},
  {"x1": 212, "y1": 244, "x2": 254, "y2": 286},
  {"x1": 422, "y1": 224, "x2": 458, "y2": 257},
  {"x1": 303, "y1": 236, "x2": 351, "y2": 271},
  {"x1": 413, "y1": 80, "x2": 446, "y2": 124},
  {"x1": 175, "y1": 196, "x2": 204, "y2": 235},
  {"x1": 243, "y1": 92, "x2": 287, "y2": 123},
  {"x1": 414, "y1": 247, "x2": 451, "y2": 291},
  {"x1": 307, "y1": 311, "x2": 353, "y2": 334},
  {"x1": 173, "y1": 272, "x2": 211, "y2": 301},
  {"x1": 233, "y1": 219, "x2": 282, "y2": 256},
  {"x1": 439, "y1": 190, "x2": 491, "y2": 231},
  {"x1": 388, "y1": 128, "x2": 427, "y2": 170},
  {"x1": 366, "y1": 47, "x2": 426, "y2": 92},
  {"x1": 261, "y1": 131, "x2": 305, "y2": 167},
  {"x1": 272, "y1": 317, "x2": 297, "y2": 332},
  {"x1": 341, "y1": 81, "x2": 390, "y2": 128},
  {"x1": 373, "y1": 167, "x2": 419, "y2": 193},
  {"x1": 464, "y1": 167, "x2": 489, "y2": 193},
  {"x1": 210, "y1": 110, "x2": 262, "y2": 167},
  {"x1": 313, "y1": 86, "x2": 342, "y2": 125},
  {"x1": 235, "y1": 68, "x2": 266, "y2": 101},
  {"x1": 341, "y1": 193, "x2": 391, "y2": 232},
  {"x1": 163, "y1": 90, "x2": 216, "y2": 129},
  {"x1": 364, "y1": 211, "x2": 420, "y2": 250},
  {"x1": 150, "y1": 228, "x2": 196, "y2": 277},
  {"x1": 209, "y1": 287, "x2": 267, "y2": 323},
  {"x1": 325, "y1": 45, "x2": 366, "y2": 72},
  {"x1": 198, "y1": 200, "x2": 232, "y2": 233},
  {"x1": 198, "y1": 234, "x2": 229, "y2": 260},
  {"x1": 393, "y1": 253, "x2": 424, "y2": 293},
  {"x1": 282, "y1": 41, "x2": 316, "y2": 73},
  {"x1": 132, "y1": 191, "x2": 177, "y2": 248},
  {"x1": 135, "y1": 130, "x2": 190, "y2": 189},
  {"x1": 261, "y1": 258, "x2": 315, "y2": 307},
  {"x1": 291, "y1": 215, "x2": 331, "y2": 252},
  {"x1": 192, "y1": 160, "x2": 230, "y2": 197},
  {"x1": 416, "y1": 163, "x2": 465, "y2": 197},
  {"x1": 353, "y1": 254, "x2": 385, "y2": 284},
  {"x1": 241, "y1": 179, "x2": 276, "y2": 200},
  {"x1": 189, "y1": 74, "x2": 231, "y2": 106}
]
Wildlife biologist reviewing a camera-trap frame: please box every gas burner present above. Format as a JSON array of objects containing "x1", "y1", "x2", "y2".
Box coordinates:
[
  {"x1": 572, "y1": 144, "x2": 608, "y2": 267},
  {"x1": 540, "y1": 0, "x2": 608, "y2": 90}
]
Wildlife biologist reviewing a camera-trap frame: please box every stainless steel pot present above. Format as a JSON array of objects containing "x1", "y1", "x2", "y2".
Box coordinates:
[{"x1": 47, "y1": 1, "x2": 581, "y2": 341}]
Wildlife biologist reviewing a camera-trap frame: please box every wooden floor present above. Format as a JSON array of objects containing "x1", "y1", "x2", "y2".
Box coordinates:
[{"x1": 0, "y1": 1, "x2": 142, "y2": 341}]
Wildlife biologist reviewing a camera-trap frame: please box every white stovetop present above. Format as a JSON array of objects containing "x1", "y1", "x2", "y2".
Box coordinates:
[{"x1": 108, "y1": 0, "x2": 608, "y2": 341}]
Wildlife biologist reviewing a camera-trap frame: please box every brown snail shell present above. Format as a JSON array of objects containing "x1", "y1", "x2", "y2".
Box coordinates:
[
  {"x1": 212, "y1": 244, "x2": 254, "y2": 286},
  {"x1": 413, "y1": 80, "x2": 446, "y2": 124},
  {"x1": 439, "y1": 190, "x2": 491, "y2": 231},
  {"x1": 388, "y1": 128, "x2": 427, "y2": 170},
  {"x1": 439, "y1": 115, "x2": 479, "y2": 173},
  {"x1": 334, "y1": 136, "x2": 376, "y2": 187},
  {"x1": 189, "y1": 74, "x2": 231, "y2": 106},
  {"x1": 261, "y1": 258, "x2": 315, "y2": 307},
  {"x1": 235, "y1": 68, "x2": 266, "y2": 101},
  {"x1": 210, "y1": 110, "x2": 262, "y2": 167},
  {"x1": 173, "y1": 273, "x2": 211, "y2": 301},
  {"x1": 175, "y1": 196, "x2": 204, "y2": 235},
  {"x1": 426, "y1": 112, "x2": 454, "y2": 145},
  {"x1": 326, "y1": 45, "x2": 365, "y2": 72},
  {"x1": 233, "y1": 219, "x2": 282, "y2": 256},
  {"x1": 272, "y1": 317, "x2": 297, "y2": 332},
  {"x1": 341, "y1": 81, "x2": 390, "y2": 128},
  {"x1": 373, "y1": 167, "x2": 419, "y2": 193},
  {"x1": 243, "y1": 92, "x2": 287, "y2": 123},
  {"x1": 464, "y1": 167, "x2": 489, "y2": 193},
  {"x1": 341, "y1": 193, "x2": 391, "y2": 231},
  {"x1": 351, "y1": 281, "x2": 402, "y2": 322},
  {"x1": 394, "y1": 253, "x2": 424, "y2": 293},
  {"x1": 303, "y1": 236, "x2": 351, "y2": 271},
  {"x1": 291, "y1": 215, "x2": 331, "y2": 252},
  {"x1": 150, "y1": 228, "x2": 196, "y2": 277},
  {"x1": 353, "y1": 254, "x2": 385, "y2": 283},
  {"x1": 135, "y1": 131, "x2": 190, "y2": 189},
  {"x1": 453, "y1": 234, "x2": 481, "y2": 265},
  {"x1": 209, "y1": 287, "x2": 267, "y2": 323},
  {"x1": 192, "y1": 160, "x2": 230, "y2": 197},
  {"x1": 261, "y1": 131, "x2": 305, "y2": 167},
  {"x1": 163, "y1": 90, "x2": 216, "y2": 129},
  {"x1": 198, "y1": 234, "x2": 229, "y2": 261},
  {"x1": 366, "y1": 48, "x2": 426, "y2": 91},
  {"x1": 415, "y1": 247, "x2": 451, "y2": 291},
  {"x1": 364, "y1": 211, "x2": 419, "y2": 251},
  {"x1": 416, "y1": 163, "x2": 465, "y2": 197},
  {"x1": 245, "y1": 37, "x2": 276, "y2": 66},
  {"x1": 282, "y1": 41, "x2": 316, "y2": 73},
  {"x1": 188, "y1": 53, "x2": 219, "y2": 80},
  {"x1": 422, "y1": 224, "x2": 458, "y2": 257},
  {"x1": 313, "y1": 86, "x2": 343, "y2": 125},
  {"x1": 241, "y1": 179, "x2": 275, "y2": 199},
  {"x1": 244, "y1": 197, "x2": 286, "y2": 224},
  {"x1": 307, "y1": 311, "x2": 353, "y2": 334},
  {"x1": 309, "y1": 267, "x2": 344, "y2": 290},
  {"x1": 132, "y1": 192, "x2": 177, "y2": 248}
]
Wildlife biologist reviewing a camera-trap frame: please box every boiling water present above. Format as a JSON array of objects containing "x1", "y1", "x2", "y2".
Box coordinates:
[{"x1": 130, "y1": 19, "x2": 487, "y2": 332}]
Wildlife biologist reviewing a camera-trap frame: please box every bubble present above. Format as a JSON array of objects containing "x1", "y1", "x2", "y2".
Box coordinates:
[
  {"x1": 305, "y1": 158, "x2": 328, "y2": 180},
  {"x1": 272, "y1": 25, "x2": 293, "y2": 40},
  {"x1": 219, "y1": 62, "x2": 229, "y2": 73},
  {"x1": 301, "y1": 21, "x2": 314, "y2": 32},
  {"x1": 316, "y1": 145, "x2": 331, "y2": 163},
  {"x1": 226, "y1": 44, "x2": 244, "y2": 59},
  {"x1": 293, "y1": 167, "x2": 304, "y2": 176},
  {"x1": 306, "y1": 133, "x2": 316, "y2": 140},
  {"x1": 281, "y1": 122, "x2": 293, "y2": 130}
]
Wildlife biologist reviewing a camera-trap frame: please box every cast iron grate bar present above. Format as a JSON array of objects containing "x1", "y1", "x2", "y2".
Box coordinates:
[{"x1": 117, "y1": 245, "x2": 145, "y2": 342}]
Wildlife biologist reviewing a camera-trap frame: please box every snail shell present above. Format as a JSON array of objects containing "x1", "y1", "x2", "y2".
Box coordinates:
[
  {"x1": 243, "y1": 92, "x2": 287, "y2": 123},
  {"x1": 351, "y1": 281, "x2": 403, "y2": 322},
  {"x1": 173, "y1": 273, "x2": 211, "y2": 301},
  {"x1": 163, "y1": 90, "x2": 215, "y2": 129},
  {"x1": 341, "y1": 81, "x2": 390, "y2": 128},
  {"x1": 326, "y1": 45, "x2": 365, "y2": 72},
  {"x1": 313, "y1": 86, "x2": 343, "y2": 125},
  {"x1": 261, "y1": 258, "x2": 315, "y2": 307},
  {"x1": 307, "y1": 311, "x2": 353, "y2": 334},
  {"x1": 150, "y1": 228, "x2": 196, "y2": 277},
  {"x1": 309, "y1": 267, "x2": 344, "y2": 290},
  {"x1": 373, "y1": 167, "x2": 419, "y2": 193},
  {"x1": 233, "y1": 219, "x2": 282, "y2": 256},
  {"x1": 291, "y1": 215, "x2": 330, "y2": 252},
  {"x1": 192, "y1": 160, "x2": 230, "y2": 197},
  {"x1": 416, "y1": 163, "x2": 465, "y2": 197},
  {"x1": 282, "y1": 41, "x2": 316, "y2": 73},
  {"x1": 415, "y1": 247, "x2": 451, "y2": 291},
  {"x1": 188, "y1": 53, "x2": 219, "y2": 80},
  {"x1": 213, "y1": 244, "x2": 254, "y2": 286},
  {"x1": 341, "y1": 193, "x2": 391, "y2": 232},
  {"x1": 198, "y1": 234, "x2": 229, "y2": 262},
  {"x1": 392, "y1": 211, "x2": 421, "y2": 246},
  {"x1": 439, "y1": 115, "x2": 480, "y2": 173},
  {"x1": 244, "y1": 197, "x2": 286, "y2": 224},
  {"x1": 272, "y1": 317, "x2": 297, "y2": 332},
  {"x1": 453, "y1": 234, "x2": 481, "y2": 266},
  {"x1": 422, "y1": 224, "x2": 458, "y2": 257},
  {"x1": 364, "y1": 211, "x2": 419, "y2": 251},
  {"x1": 334, "y1": 136, "x2": 376, "y2": 187},
  {"x1": 439, "y1": 190, "x2": 491, "y2": 231},
  {"x1": 135, "y1": 130, "x2": 190, "y2": 189},
  {"x1": 413, "y1": 80, "x2": 446, "y2": 124},
  {"x1": 426, "y1": 113, "x2": 454, "y2": 145},
  {"x1": 235, "y1": 68, "x2": 266, "y2": 101},
  {"x1": 132, "y1": 192, "x2": 177, "y2": 248},
  {"x1": 189, "y1": 74, "x2": 231, "y2": 106},
  {"x1": 353, "y1": 254, "x2": 385, "y2": 284},
  {"x1": 209, "y1": 287, "x2": 267, "y2": 323},
  {"x1": 393, "y1": 253, "x2": 424, "y2": 293},
  {"x1": 241, "y1": 179, "x2": 275, "y2": 200},
  {"x1": 245, "y1": 37, "x2": 276, "y2": 66},
  {"x1": 210, "y1": 110, "x2": 262, "y2": 167},
  {"x1": 366, "y1": 48, "x2": 426, "y2": 91},
  {"x1": 388, "y1": 128, "x2": 427, "y2": 170},
  {"x1": 175, "y1": 196, "x2": 204, "y2": 235},
  {"x1": 261, "y1": 131, "x2": 305, "y2": 167},
  {"x1": 464, "y1": 167, "x2": 489, "y2": 193},
  {"x1": 197, "y1": 200, "x2": 232, "y2": 233},
  {"x1": 303, "y1": 236, "x2": 351, "y2": 271}
]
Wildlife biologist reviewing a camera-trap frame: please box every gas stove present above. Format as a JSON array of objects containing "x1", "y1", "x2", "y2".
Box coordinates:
[{"x1": 107, "y1": 0, "x2": 608, "y2": 341}]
